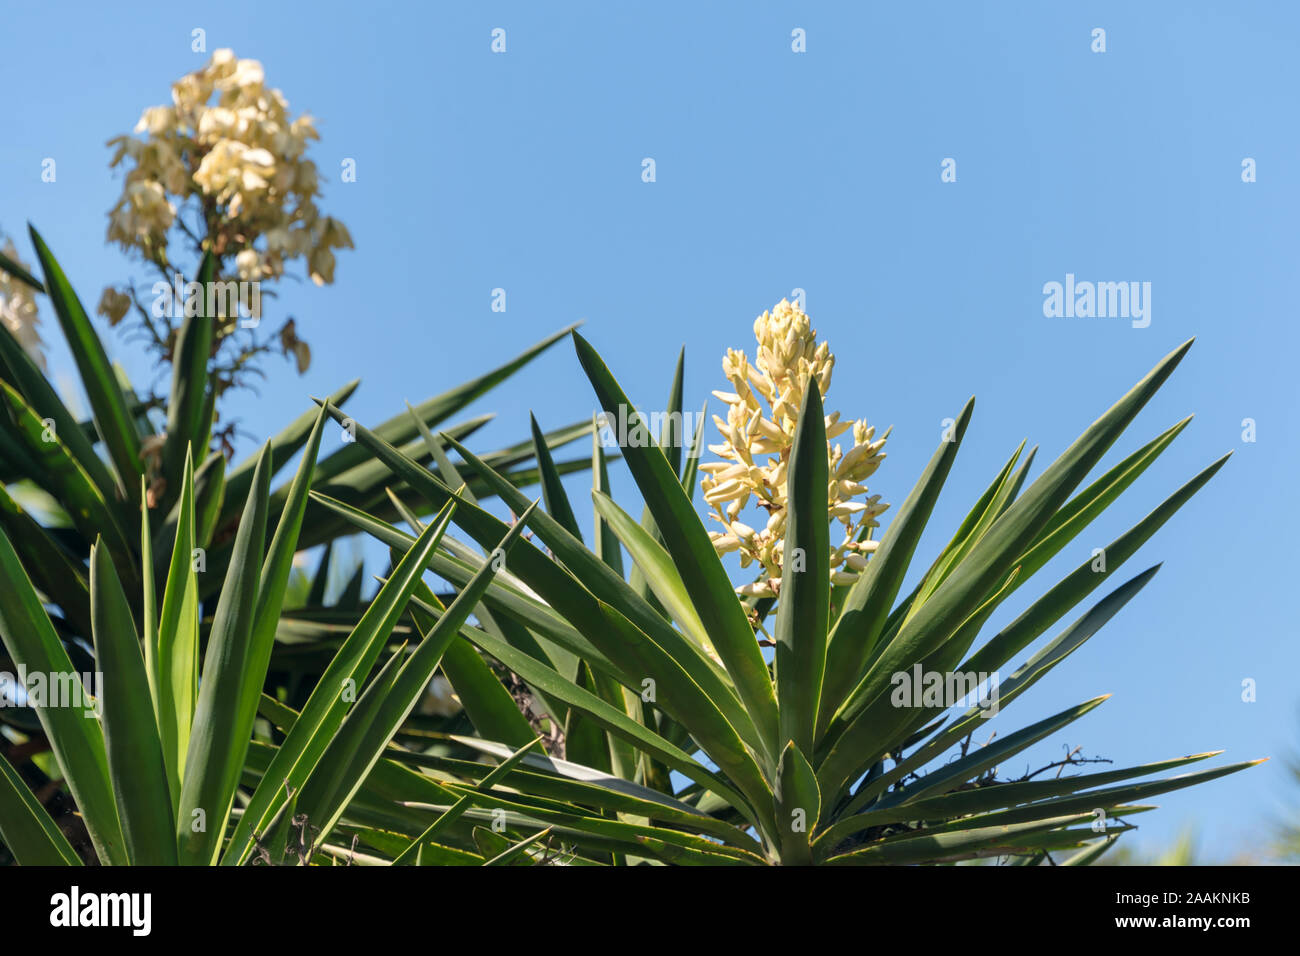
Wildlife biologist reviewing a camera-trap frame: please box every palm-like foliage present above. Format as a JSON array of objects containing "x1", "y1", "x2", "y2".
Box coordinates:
[
  {"x1": 313, "y1": 332, "x2": 1260, "y2": 865},
  {"x1": 0, "y1": 226, "x2": 585, "y2": 863},
  {"x1": 0, "y1": 404, "x2": 553, "y2": 864}
]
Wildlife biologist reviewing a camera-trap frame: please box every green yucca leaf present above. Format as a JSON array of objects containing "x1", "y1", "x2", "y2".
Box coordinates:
[
  {"x1": 572, "y1": 331, "x2": 780, "y2": 761},
  {"x1": 825, "y1": 813, "x2": 1113, "y2": 865},
  {"x1": 591, "y1": 490, "x2": 710, "y2": 654},
  {"x1": 272, "y1": 411, "x2": 586, "y2": 555},
  {"x1": 139, "y1": 475, "x2": 158, "y2": 694},
  {"x1": 193, "y1": 450, "x2": 227, "y2": 549},
  {"x1": 592, "y1": 603, "x2": 774, "y2": 828},
  {"x1": 0, "y1": 428, "x2": 42, "y2": 486},
  {"x1": 405, "y1": 786, "x2": 747, "y2": 863},
  {"x1": 154, "y1": 446, "x2": 200, "y2": 805},
  {"x1": 177, "y1": 443, "x2": 272, "y2": 865},
  {"x1": 437, "y1": 433, "x2": 764, "y2": 777},
  {"x1": 589, "y1": 669, "x2": 641, "y2": 784},
  {"x1": 0, "y1": 527, "x2": 126, "y2": 864},
  {"x1": 150, "y1": 449, "x2": 224, "y2": 557},
  {"x1": 336, "y1": 562, "x2": 365, "y2": 609},
  {"x1": 248, "y1": 700, "x2": 466, "y2": 819},
  {"x1": 442, "y1": 638, "x2": 538, "y2": 744},
  {"x1": 531, "y1": 413, "x2": 583, "y2": 541},
  {"x1": 591, "y1": 422, "x2": 625, "y2": 577},
  {"x1": 634, "y1": 835, "x2": 754, "y2": 866},
  {"x1": 627, "y1": 348, "x2": 685, "y2": 610},
  {"x1": 0, "y1": 749, "x2": 81, "y2": 865},
  {"x1": 89, "y1": 539, "x2": 177, "y2": 864},
  {"x1": 775, "y1": 741, "x2": 821, "y2": 864},
  {"x1": 775, "y1": 381, "x2": 830, "y2": 756},
  {"x1": 679, "y1": 399, "x2": 708, "y2": 496},
  {"x1": 28, "y1": 226, "x2": 142, "y2": 501},
  {"x1": 912, "y1": 417, "x2": 1193, "y2": 643},
  {"x1": 292, "y1": 413, "x2": 490, "y2": 511}
]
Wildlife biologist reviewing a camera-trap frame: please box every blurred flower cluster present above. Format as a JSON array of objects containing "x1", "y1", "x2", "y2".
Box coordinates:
[
  {"x1": 97, "y1": 49, "x2": 353, "y2": 414},
  {"x1": 0, "y1": 236, "x2": 46, "y2": 371},
  {"x1": 106, "y1": 48, "x2": 352, "y2": 287},
  {"x1": 702, "y1": 299, "x2": 888, "y2": 598}
]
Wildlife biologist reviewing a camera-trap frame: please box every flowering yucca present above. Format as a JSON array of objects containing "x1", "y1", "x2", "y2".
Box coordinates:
[
  {"x1": 0, "y1": 236, "x2": 45, "y2": 370},
  {"x1": 312, "y1": 329, "x2": 1254, "y2": 865},
  {"x1": 97, "y1": 49, "x2": 354, "y2": 401},
  {"x1": 106, "y1": 48, "x2": 352, "y2": 288},
  {"x1": 702, "y1": 299, "x2": 889, "y2": 597}
]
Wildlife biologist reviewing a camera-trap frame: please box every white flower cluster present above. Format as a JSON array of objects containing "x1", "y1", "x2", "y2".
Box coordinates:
[
  {"x1": 106, "y1": 49, "x2": 351, "y2": 287},
  {"x1": 702, "y1": 300, "x2": 888, "y2": 598}
]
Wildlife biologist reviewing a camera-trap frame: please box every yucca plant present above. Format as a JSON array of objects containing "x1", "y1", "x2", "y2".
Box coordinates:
[
  {"x1": 0, "y1": 399, "x2": 565, "y2": 865},
  {"x1": 0, "y1": 226, "x2": 590, "y2": 861},
  {"x1": 310, "y1": 324, "x2": 1260, "y2": 865}
]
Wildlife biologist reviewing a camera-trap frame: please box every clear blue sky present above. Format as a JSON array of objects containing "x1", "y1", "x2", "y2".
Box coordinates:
[{"x1": 2, "y1": 1, "x2": 1296, "y2": 861}]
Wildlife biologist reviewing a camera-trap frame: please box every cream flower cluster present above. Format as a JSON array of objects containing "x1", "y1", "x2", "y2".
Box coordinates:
[
  {"x1": 106, "y1": 49, "x2": 351, "y2": 285},
  {"x1": 702, "y1": 300, "x2": 888, "y2": 598},
  {"x1": 0, "y1": 238, "x2": 46, "y2": 371}
]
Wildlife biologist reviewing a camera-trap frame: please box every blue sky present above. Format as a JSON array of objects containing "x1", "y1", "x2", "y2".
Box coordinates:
[{"x1": 2, "y1": 1, "x2": 1296, "y2": 861}]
